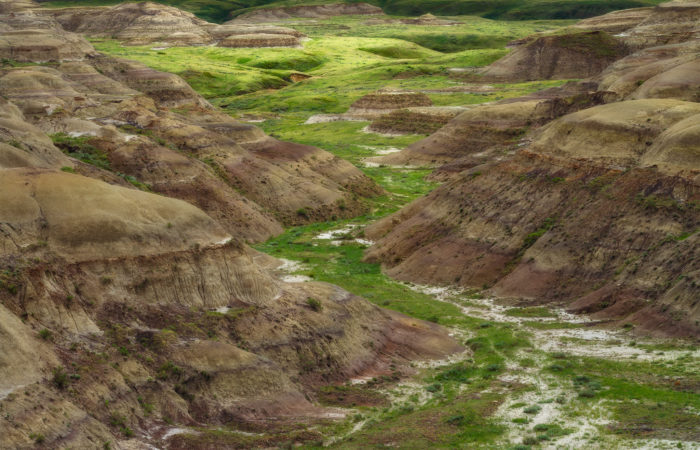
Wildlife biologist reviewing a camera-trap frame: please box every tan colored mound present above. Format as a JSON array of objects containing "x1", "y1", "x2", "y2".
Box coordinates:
[
  {"x1": 0, "y1": 27, "x2": 95, "y2": 62},
  {"x1": 596, "y1": 40, "x2": 700, "y2": 99},
  {"x1": 347, "y1": 89, "x2": 433, "y2": 119},
  {"x1": 219, "y1": 33, "x2": 300, "y2": 48},
  {"x1": 90, "y1": 56, "x2": 212, "y2": 109},
  {"x1": 530, "y1": 99, "x2": 700, "y2": 170},
  {"x1": 0, "y1": 0, "x2": 37, "y2": 13},
  {"x1": 48, "y1": 1, "x2": 212, "y2": 46},
  {"x1": 478, "y1": 31, "x2": 628, "y2": 82},
  {"x1": 572, "y1": 7, "x2": 654, "y2": 34},
  {"x1": 0, "y1": 99, "x2": 71, "y2": 169},
  {"x1": 367, "y1": 106, "x2": 465, "y2": 135},
  {"x1": 231, "y1": 2, "x2": 382, "y2": 23},
  {"x1": 629, "y1": 59, "x2": 700, "y2": 101},
  {"x1": 622, "y1": 2, "x2": 700, "y2": 50},
  {"x1": 400, "y1": 13, "x2": 460, "y2": 26},
  {"x1": 640, "y1": 114, "x2": 700, "y2": 175},
  {"x1": 373, "y1": 83, "x2": 612, "y2": 167},
  {"x1": 365, "y1": 153, "x2": 700, "y2": 337},
  {"x1": 0, "y1": 168, "x2": 231, "y2": 262},
  {"x1": 210, "y1": 23, "x2": 305, "y2": 39}
]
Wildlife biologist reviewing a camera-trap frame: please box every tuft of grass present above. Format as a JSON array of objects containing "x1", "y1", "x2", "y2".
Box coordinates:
[{"x1": 306, "y1": 297, "x2": 322, "y2": 311}]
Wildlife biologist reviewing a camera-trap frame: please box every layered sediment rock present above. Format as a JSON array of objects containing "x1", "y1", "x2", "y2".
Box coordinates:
[
  {"x1": 230, "y1": 2, "x2": 383, "y2": 23},
  {"x1": 44, "y1": 1, "x2": 305, "y2": 47}
]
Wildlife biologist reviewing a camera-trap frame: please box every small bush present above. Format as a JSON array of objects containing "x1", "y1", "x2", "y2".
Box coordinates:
[
  {"x1": 523, "y1": 405, "x2": 541, "y2": 414},
  {"x1": 522, "y1": 436, "x2": 538, "y2": 445},
  {"x1": 52, "y1": 367, "x2": 68, "y2": 390},
  {"x1": 38, "y1": 328, "x2": 52, "y2": 340},
  {"x1": 29, "y1": 433, "x2": 45, "y2": 444},
  {"x1": 306, "y1": 297, "x2": 322, "y2": 311},
  {"x1": 425, "y1": 383, "x2": 442, "y2": 393}
]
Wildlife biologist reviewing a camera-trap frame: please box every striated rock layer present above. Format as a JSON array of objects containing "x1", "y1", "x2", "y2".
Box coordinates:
[
  {"x1": 0, "y1": 3, "x2": 461, "y2": 448},
  {"x1": 365, "y1": 4, "x2": 700, "y2": 338}
]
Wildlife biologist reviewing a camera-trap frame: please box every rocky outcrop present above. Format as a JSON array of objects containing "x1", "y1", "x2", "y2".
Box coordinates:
[
  {"x1": 44, "y1": 1, "x2": 305, "y2": 47},
  {"x1": 572, "y1": 7, "x2": 654, "y2": 34},
  {"x1": 364, "y1": 5, "x2": 700, "y2": 338},
  {"x1": 367, "y1": 106, "x2": 466, "y2": 135},
  {"x1": 371, "y1": 82, "x2": 614, "y2": 168},
  {"x1": 49, "y1": 2, "x2": 211, "y2": 45},
  {"x1": 347, "y1": 89, "x2": 433, "y2": 119},
  {"x1": 476, "y1": 31, "x2": 629, "y2": 82},
  {"x1": 0, "y1": 6, "x2": 461, "y2": 447},
  {"x1": 0, "y1": 21, "x2": 95, "y2": 62},
  {"x1": 0, "y1": 166, "x2": 460, "y2": 448},
  {"x1": 231, "y1": 2, "x2": 383, "y2": 23},
  {"x1": 219, "y1": 33, "x2": 300, "y2": 48},
  {"x1": 0, "y1": 15, "x2": 381, "y2": 238},
  {"x1": 596, "y1": 40, "x2": 700, "y2": 101}
]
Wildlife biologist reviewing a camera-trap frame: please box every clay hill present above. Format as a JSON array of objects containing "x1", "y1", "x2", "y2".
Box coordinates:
[
  {"x1": 45, "y1": 1, "x2": 305, "y2": 47},
  {"x1": 230, "y1": 2, "x2": 383, "y2": 23},
  {"x1": 0, "y1": 2, "x2": 462, "y2": 448},
  {"x1": 365, "y1": 1, "x2": 700, "y2": 338}
]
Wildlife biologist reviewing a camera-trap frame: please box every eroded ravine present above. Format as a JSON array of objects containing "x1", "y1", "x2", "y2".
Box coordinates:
[{"x1": 264, "y1": 149, "x2": 699, "y2": 448}]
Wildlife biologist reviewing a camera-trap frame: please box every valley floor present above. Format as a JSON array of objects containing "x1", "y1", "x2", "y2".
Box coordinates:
[{"x1": 91, "y1": 14, "x2": 700, "y2": 448}]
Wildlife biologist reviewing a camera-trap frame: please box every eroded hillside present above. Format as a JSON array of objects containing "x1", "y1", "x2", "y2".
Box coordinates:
[{"x1": 1, "y1": 0, "x2": 698, "y2": 448}]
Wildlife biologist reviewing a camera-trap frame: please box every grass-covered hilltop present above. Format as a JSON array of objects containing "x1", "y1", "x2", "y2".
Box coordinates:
[{"x1": 0, "y1": 0, "x2": 698, "y2": 448}]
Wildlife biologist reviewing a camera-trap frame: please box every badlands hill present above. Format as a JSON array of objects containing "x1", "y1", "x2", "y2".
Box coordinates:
[
  {"x1": 0, "y1": 2, "x2": 463, "y2": 448},
  {"x1": 366, "y1": 1, "x2": 700, "y2": 337}
]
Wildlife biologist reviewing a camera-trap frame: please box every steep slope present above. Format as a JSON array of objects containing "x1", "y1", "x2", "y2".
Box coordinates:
[
  {"x1": 475, "y1": 31, "x2": 629, "y2": 82},
  {"x1": 364, "y1": 3, "x2": 700, "y2": 337},
  {"x1": 0, "y1": 8, "x2": 382, "y2": 240},
  {"x1": 0, "y1": 166, "x2": 460, "y2": 448},
  {"x1": 366, "y1": 99, "x2": 699, "y2": 337}
]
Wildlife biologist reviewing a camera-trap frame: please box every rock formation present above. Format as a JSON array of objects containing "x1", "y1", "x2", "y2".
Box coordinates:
[
  {"x1": 44, "y1": 1, "x2": 305, "y2": 47},
  {"x1": 364, "y1": 3, "x2": 700, "y2": 337},
  {"x1": 0, "y1": 3, "x2": 461, "y2": 448},
  {"x1": 230, "y1": 2, "x2": 383, "y2": 23}
]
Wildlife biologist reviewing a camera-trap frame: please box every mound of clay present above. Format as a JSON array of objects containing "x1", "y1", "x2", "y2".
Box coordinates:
[
  {"x1": 368, "y1": 106, "x2": 465, "y2": 135},
  {"x1": 0, "y1": 0, "x2": 36, "y2": 13},
  {"x1": 0, "y1": 164, "x2": 460, "y2": 448},
  {"x1": 0, "y1": 168, "x2": 231, "y2": 262},
  {"x1": 401, "y1": 13, "x2": 460, "y2": 26},
  {"x1": 219, "y1": 33, "x2": 300, "y2": 48},
  {"x1": 477, "y1": 31, "x2": 628, "y2": 82},
  {"x1": 231, "y1": 2, "x2": 382, "y2": 23},
  {"x1": 348, "y1": 89, "x2": 433, "y2": 119},
  {"x1": 620, "y1": 1, "x2": 700, "y2": 50},
  {"x1": 640, "y1": 114, "x2": 700, "y2": 174},
  {"x1": 596, "y1": 40, "x2": 700, "y2": 99},
  {"x1": 530, "y1": 99, "x2": 700, "y2": 171},
  {"x1": 572, "y1": 7, "x2": 654, "y2": 33},
  {"x1": 209, "y1": 22, "x2": 305, "y2": 39},
  {"x1": 0, "y1": 98, "x2": 71, "y2": 169},
  {"x1": 0, "y1": 27, "x2": 95, "y2": 62},
  {"x1": 49, "y1": 1, "x2": 212, "y2": 46},
  {"x1": 373, "y1": 83, "x2": 612, "y2": 167}
]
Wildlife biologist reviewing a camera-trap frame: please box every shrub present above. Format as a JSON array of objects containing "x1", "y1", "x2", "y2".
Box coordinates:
[
  {"x1": 425, "y1": 383, "x2": 442, "y2": 393},
  {"x1": 39, "y1": 328, "x2": 52, "y2": 340},
  {"x1": 52, "y1": 367, "x2": 68, "y2": 389},
  {"x1": 306, "y1": 297, "x2": 322, "y2": 311},
  {"x1": 523, "y1": 405, "x2": 541, "y2": 414}
]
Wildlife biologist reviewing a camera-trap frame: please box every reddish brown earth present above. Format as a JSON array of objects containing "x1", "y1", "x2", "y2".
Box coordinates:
[
  {"x1": 365, "y1": 5, "x2": 700, "y2": 338},
  {"x1": 0, "y1": 2, "x2": 461, "y2": 449}
]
